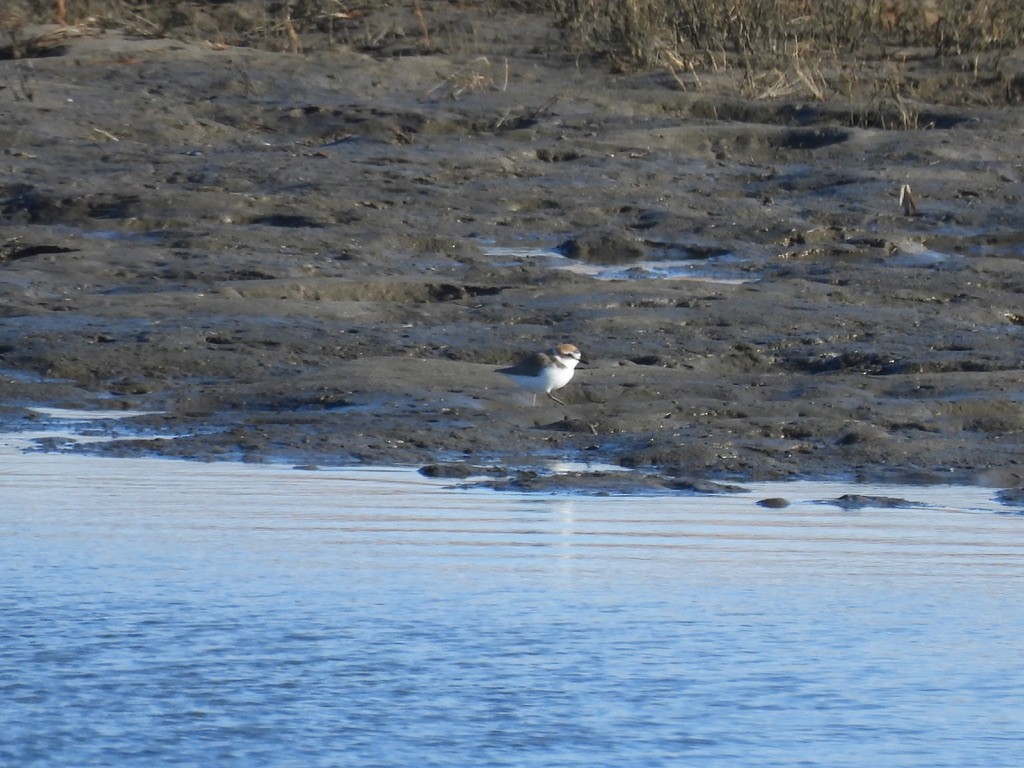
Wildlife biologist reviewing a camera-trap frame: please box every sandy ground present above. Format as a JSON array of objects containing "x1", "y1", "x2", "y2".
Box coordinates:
[{"x1": 2, "y1": 6, "x2": 1024, "y2": 491}]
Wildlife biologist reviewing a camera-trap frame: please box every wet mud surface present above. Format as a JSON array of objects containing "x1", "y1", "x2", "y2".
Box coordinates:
[{"x1": 2, "y1": 8, "x2": 1024, "y2": 490}]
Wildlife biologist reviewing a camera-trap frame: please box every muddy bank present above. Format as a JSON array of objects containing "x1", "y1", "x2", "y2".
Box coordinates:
[{"x1": 1, "y1": 7, "x2": 1023, "y2": 489}]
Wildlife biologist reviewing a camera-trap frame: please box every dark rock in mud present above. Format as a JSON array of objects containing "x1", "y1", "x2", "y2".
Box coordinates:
[
  {"x1": 470, "y1": 470, "x2": 747, "y2": 495},
  {"x1": 557, "y1": 230, "x2": 646, "y2": 263},
  {"x1": 996, "y1": 488, "x2": 1024, "y2": 510},
  {"x1": 475, "y1": 470, "x2": 674, "y2": 495},
  {"x1": 825, "y1": 495, "x2": 928, "y2": 511},
  {"x1": 420, "y1": 463, "x2": 480, "y2": 479}
]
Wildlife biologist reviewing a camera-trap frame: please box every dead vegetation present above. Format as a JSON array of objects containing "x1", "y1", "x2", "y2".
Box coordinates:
[
  {"x1": 2, "y1": 0, "x2": 380, "y2": 52},
  {"x1": 551, "y1": 0, "x2": 1024, "y2": 106},
  {"x1": 8, "y1": 0, "x2": 1024, "y2": 58},
  {"x1": 551, "y1": 0, "x2": 1024, "y2": 67},
  {"x1": 4, "y1": 1, "x2": 1024, "y2": 107}
]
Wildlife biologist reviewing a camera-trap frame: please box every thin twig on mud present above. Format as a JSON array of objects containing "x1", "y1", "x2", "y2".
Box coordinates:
[
  {"x1": 91, "y1": 127, "x2": 119, "y2": 142},
  {"x1": 899, "y1": 184, "x2": 918, "y2": 216}
]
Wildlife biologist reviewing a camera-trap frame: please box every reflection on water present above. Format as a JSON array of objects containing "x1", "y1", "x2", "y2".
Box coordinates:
[
  {"x1": 555, "y1": 258, "x2": 752, "y2": 283},
  {"x1": 2, "y1": 452, "x2": 1024, "y2": 767},
  {"x1": 0, "y1": 408, "x2": 171, "y2": 454},
  {"x1": 482, "y1": 245, "x2": 754, "y2": 284},
  {"x1": 28, "y1": 406, "x2": 162, "y2": 421}
]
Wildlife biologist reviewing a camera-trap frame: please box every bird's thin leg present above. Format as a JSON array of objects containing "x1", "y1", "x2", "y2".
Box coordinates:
[
  {"x1": 547, "y1": 392, "x2": 566, "y2": 405},
  {"x1": 532, "y1": 393, "x2": 538, "y2": 406}
]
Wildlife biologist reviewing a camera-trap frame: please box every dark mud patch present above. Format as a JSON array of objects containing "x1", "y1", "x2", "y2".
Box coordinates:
[
  {"x1": 692, "y1": 98, "x2": 974, "y2": 134},
  {"x1": 0, "y1": 242, "x2": 79, "y2": 263},
  {"x1": 820, "y1": 494, "x2": 930, "y2": 511},
  {"x1": 465, "y1": 469, "x2": 746, "y2": 496},
  {"x1": 557, "y1": 230, "x2": 647, "y2": 263},
  {"x1": 996, "y1": 488, "x2": 1024, "y2": 512}
]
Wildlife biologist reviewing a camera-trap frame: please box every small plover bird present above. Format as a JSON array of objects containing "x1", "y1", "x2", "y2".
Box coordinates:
[{"x1": 497, "y1": 343, "x2": 582, "y2": 405}]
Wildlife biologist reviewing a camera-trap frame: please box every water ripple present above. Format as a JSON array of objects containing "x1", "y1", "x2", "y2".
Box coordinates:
[{"x1": 2, "y1": 457, "x2": 1023, "y2": 767}]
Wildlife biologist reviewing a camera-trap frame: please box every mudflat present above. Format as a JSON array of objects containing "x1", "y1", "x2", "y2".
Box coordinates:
[{"x1": 2, "y1": 5, "x2": 1023, "y2": 490}]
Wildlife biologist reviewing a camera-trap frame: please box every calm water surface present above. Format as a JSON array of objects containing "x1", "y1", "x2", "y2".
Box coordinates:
[{"x1": 2, "y1": 449, "x2": 1024, "y2": 767}]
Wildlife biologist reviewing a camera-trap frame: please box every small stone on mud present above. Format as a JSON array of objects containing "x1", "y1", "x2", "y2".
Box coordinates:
[
  {"x1": 557, "y1": 230, "x2": 645, "y2": 264},
  {"x1": 827, "y1": 494, "x2": 926, "y2": 510},
  {"x1": 419, "y1": 463, "x2": 475, "y2": 478},
  {"x1": 757, "y1": 497, "x2": 791, "y2": 508}
]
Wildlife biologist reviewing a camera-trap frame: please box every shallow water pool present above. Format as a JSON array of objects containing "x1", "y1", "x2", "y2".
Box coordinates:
[{"x1": 2, "y1": 449, "x2": 1023, "y2": 767}]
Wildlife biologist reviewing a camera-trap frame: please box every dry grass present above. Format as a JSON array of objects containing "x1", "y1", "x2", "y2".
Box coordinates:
[
  {"x1": 4, "y1": 1, "x2": 391, "y2": 50},
  {"x1": 10, "y1": 0, "x2": 1024, "y2": 56},
  {"x1": 552, "y1": 0, "x2": 1024, "y2": 66},
  {"x1": 10, "y1": 1, "x2": 1024, "y2": 61},
  {"x1": 551, "y1": 0, "x2": 1024, "y2": 107},
  {"x1": 5, "y1": 0, "x2": 1024, "y2": 109}
]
